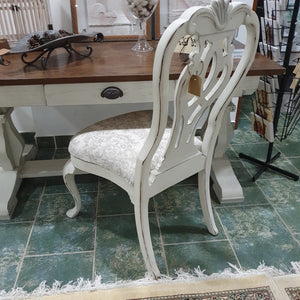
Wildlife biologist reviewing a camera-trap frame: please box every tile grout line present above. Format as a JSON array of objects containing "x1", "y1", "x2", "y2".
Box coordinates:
[
  {"x1": 213, "y1": 202, "x2": 278, "y2": 209},
  {"x1": 13, "y1": 183, "x2": 46, "y2": 289},
  {"x1": 92, "y1": 179, "x2": 101, "y2": 282},
  {"x1": 230, "y1": 138, "x2": 300, "y2": 258},
  {"x1": 24, "y1": 250, "x2": 94, "y2": 258},
  {"x1": 255, "y1": 181, "x2": 300, "y2": 248},
  {"x1": 163, "y1": 238, "x2": 230, "y2": 247},
  {"x1": 98, "y1": 212, "x2": 155, "y2": 218},
  {"x1": 214, "y1": 208, "x2": 242, "y2": 270}
]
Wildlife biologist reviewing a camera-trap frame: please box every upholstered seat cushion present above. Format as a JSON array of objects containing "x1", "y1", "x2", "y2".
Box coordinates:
[{"x1": 69, "y1": 110, "x2": 201, "y2": 185}]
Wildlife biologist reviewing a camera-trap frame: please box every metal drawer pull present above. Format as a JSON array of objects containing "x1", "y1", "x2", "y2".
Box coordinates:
[{"x1": 101, "y1": 87, "x2": 124, "y2": 100}]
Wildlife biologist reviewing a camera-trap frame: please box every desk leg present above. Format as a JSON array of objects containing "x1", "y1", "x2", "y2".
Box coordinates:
[
  {"x1": 0, "y1": 108, "x2": 24, "y2": 219},
  {"x1": 211, "y1": 103, "x2": 244, "y2": 204}
]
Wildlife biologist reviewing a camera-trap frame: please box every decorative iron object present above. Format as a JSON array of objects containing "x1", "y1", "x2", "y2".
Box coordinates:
[
  {"x1": 0, "y1": 49, "x2": 10, "y2": 66},
  {"x1": 10, "y1": 30, "x2": 104, "y2": 69},
  {"x1": 178, "y1": 35, "x2": 197, "y2": 63}
]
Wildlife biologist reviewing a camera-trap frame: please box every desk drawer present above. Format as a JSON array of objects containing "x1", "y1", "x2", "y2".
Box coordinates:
[
  {"x1": 45, "y1": 81, "x2": 154, "y2": 106},
  {"x1": 0, "y1": 85, "x2": 45, "y2": 106}
]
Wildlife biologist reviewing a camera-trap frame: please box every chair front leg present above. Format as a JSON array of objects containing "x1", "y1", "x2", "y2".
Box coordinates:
[
  {"x1": 198, "y1": 169, "x2": 218, "y2": 236},
  {"x1": 63, "y1": 159, "x2": 82, "y2": 218},
  {"x1": 134, "y1": 195, "x2": 161, "y2": 279}
]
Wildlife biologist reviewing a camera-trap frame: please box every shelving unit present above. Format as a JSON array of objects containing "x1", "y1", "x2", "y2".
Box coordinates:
[{"x1": 239, "y1": 0, "x2": 299, "y2": 181}]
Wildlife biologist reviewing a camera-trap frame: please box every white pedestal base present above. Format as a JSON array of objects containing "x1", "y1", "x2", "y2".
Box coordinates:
[
  {"x1": 0, "y1": 170, "x2": 21, "y2": 219},
  {"x1": 211, "y1": 158, "x2": 244, "y2": 204}
]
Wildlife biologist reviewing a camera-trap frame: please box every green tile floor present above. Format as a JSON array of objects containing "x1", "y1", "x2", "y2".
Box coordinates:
[{"x1": 0, "y1": 96, "x2": 299, "y2": 293}]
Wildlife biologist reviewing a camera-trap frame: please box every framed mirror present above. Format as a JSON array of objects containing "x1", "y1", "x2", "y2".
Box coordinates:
[
  {"x1": 155, "y1": 0, "x2": 257, "y2": 39},
  {"x1": 70, "y1": 0, "x2": 152, "y2": 41},
  {"x1": 155, "y1": 0, "x2": 211, "y2": 39}
]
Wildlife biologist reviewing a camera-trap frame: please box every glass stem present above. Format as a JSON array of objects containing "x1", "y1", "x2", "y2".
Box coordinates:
[{"x1": 139, "y1": 19, "x2": 146, "y2": 37}]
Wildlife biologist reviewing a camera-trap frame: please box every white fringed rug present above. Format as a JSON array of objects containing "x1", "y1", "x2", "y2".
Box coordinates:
[
  {"x1": 1, "y1": 263, "x2": 300, "y2": 300},
  {"x1": 41, "y1": 274, "x2": 300, "y2": 300}
]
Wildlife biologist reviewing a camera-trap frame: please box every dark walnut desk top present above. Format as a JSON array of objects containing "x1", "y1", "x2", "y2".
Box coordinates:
[{"x1": 0, "y1": 41, "x2": 285, "y2": 86}]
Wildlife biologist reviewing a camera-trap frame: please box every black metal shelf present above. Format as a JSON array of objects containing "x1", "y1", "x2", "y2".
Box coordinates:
[{"x1": 239, "y1": 0, "x2": 299, "y2": 181}]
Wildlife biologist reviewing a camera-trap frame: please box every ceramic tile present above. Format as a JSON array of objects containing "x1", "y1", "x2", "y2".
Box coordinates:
[
  {"x1": 217, "y1": 205, "x2": 290, "y2": 242},
  {"x1": 97, "y1": 180, "x2": 134, "y2": 215},
  {"x1": 238, "y1": 94, "x2": 255, "y2": 116},
  {"x1": 10, "y1": 195, "x2": 40, "y2": 223},
  {"x1": 158, "y1": 210, "x2": 226, "y2": 245},
  {"x1": 95, "y1": 214, "x2": 166, "y2": 282},
  {"x1": 229, "y1": 235, "x2": 300, "y2": 271},
  {"x1": 44, "y1": 175, "x2": 98, "y2": 195},
  {"x1": 17, "y1": 253, "x2": 93, "y2": 292},
  {"x1": 217, "y1": 205, "x2": 300, "y2": 269},
  {"x1": 240, "y1": 185, "x2": 269, "y2": 205},
  {"x1": 275, "y1": 140, "x2": 300, "y2": 157},
  {"x1": 53, "y1": 148, "x2": 70, "y2": 159},
  {"x1": 0, "y1": 254, "x2": 22, "y2": 292},
  {"x1": 55, "y1": 135, "x2": 72, "y2": 148},
  {"x1": 235, "y1": 117, "x2": 252, "y2": 131},
  {"x1": 225, "y1": 146, "x2": 239, "y2": 161},
  {"x1": 0, "y1": 178, "x2": 45, "y2": 223},
  {"x1": 164, "y1": 241, "x2": 238, "y2": 276},
  {"x1": 244, "y1": 157, "x2": 299, "y2": 180},
  {"x1": 98, "y1": 179, "x2": 157, "y2": 216},
  {"x1": 35, "y1": 148, "x2": 54, "y2": 160},
  {"x1": 21, "y1": 132, "x2": 36, "y2": 145},
  {"x1": 0, "y1": 223, "x2": 32, "y2": 255},
  {"x1": 16, "y1": 178, "x2": 45, "y2": 198},
  {"x1": 154, "y1": 184, "x2": 205, "y2": 214},
  {"x1": 288, "y1": 157, "x2": 300, "y2": 172},
  {"x1": 0, "y1": 223, "x2": 32, "y2": 291},
  {"x1": 275, "y1": 202, "x2": 300, "y2": 234},
  {"x1": 231, "y1": 128, "x2": 264, "y2": 144},
  {"x1": 26, "y1": 193, "x2": 96, "y2": 255},
  {"x1": 36, "y1": 136, "x2": 55, "y2": 148},
  {"x1": 257, "y1": 178, "x2": 300, "y2": 205},
  {"x1": 230, "y1": 160, "x2": 253, "y2": 184},
  {"x1": 231, "y1": 143, "x2": 277, "y2": 161},
  {"x1": 281, "y1": 126, "x2": 300, "y2": 140}
]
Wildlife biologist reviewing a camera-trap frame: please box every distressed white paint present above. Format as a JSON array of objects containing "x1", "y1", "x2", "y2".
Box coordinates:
[{"x1": 63, "y1": 0, "x2": 259, "y2": 278}]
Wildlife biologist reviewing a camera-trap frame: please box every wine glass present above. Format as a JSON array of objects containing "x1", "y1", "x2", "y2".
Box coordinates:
[{"x1": 126, "y1": 0, "x2": 159, "y2": 52}]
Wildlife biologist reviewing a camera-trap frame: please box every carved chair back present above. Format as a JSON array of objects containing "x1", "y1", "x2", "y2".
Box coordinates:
[{"x1": 136, "y1": 0, "x2": 259, "y2": 194}]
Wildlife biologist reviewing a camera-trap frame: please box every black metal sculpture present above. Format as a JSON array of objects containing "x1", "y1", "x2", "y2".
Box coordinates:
[
  {"x1": 10, "y1": 30, "x2": 104, "y2": 69},
  {"x1": 0, "y1": 49, "x2": 10, "y2": 66}
]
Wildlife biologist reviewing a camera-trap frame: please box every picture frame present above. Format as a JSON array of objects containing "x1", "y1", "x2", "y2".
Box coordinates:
[
  {"x1": 70, "y1": 0, "x2": 151, "y2": 41},
  {"x1": 155, "y1": 0, "x2": 258, "y2": 39},
  {"x1": 155, "y1": 0, "x2": 211, "y2": 39}
]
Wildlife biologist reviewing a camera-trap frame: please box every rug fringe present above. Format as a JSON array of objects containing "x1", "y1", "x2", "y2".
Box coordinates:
[{"x1": 0, "y1": 262, "x2": 299, "y2": 299}]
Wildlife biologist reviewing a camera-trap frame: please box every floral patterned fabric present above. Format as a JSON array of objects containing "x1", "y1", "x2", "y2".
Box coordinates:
[{"x1": 69, "y1": 110, "x2": 201, "y2": 185}]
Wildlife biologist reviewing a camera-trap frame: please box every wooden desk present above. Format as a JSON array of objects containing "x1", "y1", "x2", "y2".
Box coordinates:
[{"x1": 0, "y1": 41, "x2": 285, "y2": 219}]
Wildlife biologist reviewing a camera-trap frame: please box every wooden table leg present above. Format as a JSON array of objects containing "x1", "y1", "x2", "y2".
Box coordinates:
[
  {"x1": 210, "y1": 103, "x2": 244, "y2": 203},
  {"x1": 0, "y1": 108, "x2": 24, "y2": 219}
]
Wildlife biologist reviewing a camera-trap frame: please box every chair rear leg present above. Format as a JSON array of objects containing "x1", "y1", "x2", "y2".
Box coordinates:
[
  {"x1": 63, "y1": 159, "x2": 82, "y2": 218},
  {"x1": 134, "y1": 195, "x2": 161, "y2": 279},
  {"x1": 198, "y1": 170, "x2": 218, "y2": 235}
]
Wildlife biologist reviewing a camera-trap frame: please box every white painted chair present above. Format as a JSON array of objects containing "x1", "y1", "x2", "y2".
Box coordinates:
[
  {"x1": 63, "y1": 0, "x2": 259, "y2": 278},
  {"x1": 0, "y1": 0, "x2": 51, "y2": 44}
]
